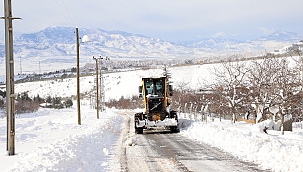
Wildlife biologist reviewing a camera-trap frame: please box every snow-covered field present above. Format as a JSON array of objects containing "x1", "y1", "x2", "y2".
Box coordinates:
[
  {"x1": 1, "y1": 65, "x2": 303, "y2": 171},
  {"x1": 1, "y1": 64, "x2": 212, "y2": 101}
]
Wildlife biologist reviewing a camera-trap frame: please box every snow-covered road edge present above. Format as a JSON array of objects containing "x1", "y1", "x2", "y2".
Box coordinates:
[{"x1": 7, "y1": 111, "x2": 124, "y2": 172}]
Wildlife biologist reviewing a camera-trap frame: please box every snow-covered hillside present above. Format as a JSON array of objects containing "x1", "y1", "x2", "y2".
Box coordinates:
[
  {"x1": 1, "y1": 26, "x2": 211, "y2": 60},
  {"x1": 0, "y1": 27, "x2": 301, "y2": 61},
  {"x1": 3, "y1": 64, "x2": 212, "y2": 101}
]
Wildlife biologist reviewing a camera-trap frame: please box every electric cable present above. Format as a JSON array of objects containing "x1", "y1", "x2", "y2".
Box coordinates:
[
  {"x1": 61, "y1": 0, "x2": 75, "y2": 26},
  {"x1": 54, "y1": 0, "x2": 74, "y2": 27}
]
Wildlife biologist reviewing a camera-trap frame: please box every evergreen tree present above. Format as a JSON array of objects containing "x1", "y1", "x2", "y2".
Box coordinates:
[
  {"x1": 0, "y1": 90, "x2": 5, "y2": 98},
  {"x1": 45, "y1": 95, "x2": 52, "y2": 107},
  {"x1": 65, "y1": 99, "x2": 73, "y2": 108},
  {"x1": 20, "y1": 91, "x2": 31, "y2": 101}
]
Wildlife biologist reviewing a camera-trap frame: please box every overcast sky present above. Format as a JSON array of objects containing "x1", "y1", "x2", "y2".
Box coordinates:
[{"x1": 1, "y1": 0, "x2": 303, "y2": 42}]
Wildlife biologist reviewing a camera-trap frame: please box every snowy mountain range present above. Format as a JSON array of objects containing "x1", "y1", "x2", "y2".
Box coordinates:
[{"x1": 0, "y1": 26, "x2": 302, "y2": 60}]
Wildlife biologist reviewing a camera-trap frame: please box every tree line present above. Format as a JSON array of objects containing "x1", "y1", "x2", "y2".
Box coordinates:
[
  {"x1": 0, "y1": 91, "x2": 73, "y2": 114},
  {"x1": 190, "y1": 55, "x2": 303, "y2": 125},
  {"x1": 105, "y1": 55, "x2": 303, "y2": 128}
]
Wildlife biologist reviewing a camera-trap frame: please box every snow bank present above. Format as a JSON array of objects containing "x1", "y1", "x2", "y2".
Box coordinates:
[
  {"x1": 3, "y1": 108, "x2": 124, "y2": 172},
  {"x1": 181, "y1": 118, "x2": 303, "y2": 172}
]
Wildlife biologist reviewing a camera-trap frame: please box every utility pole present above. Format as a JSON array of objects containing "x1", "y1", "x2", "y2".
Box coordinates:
[
  {"x1": 19, "y1": 56, "x2": 22, "y2": 75},
  {"x1": 39, "y1": 60, "x2": 41, "y2": 74},
  {"x1": 99, "y1": 56, "x2": 109, "y2": 112},
  {"x1": 93, "y1": 56, "x2": 100, "y2": 119},
  {"x1": 2, "y1": 0, "x2": 20, "y2": 156},
  {"x1": 76, "y1": 27, "x2": 81, "y2": 125}
]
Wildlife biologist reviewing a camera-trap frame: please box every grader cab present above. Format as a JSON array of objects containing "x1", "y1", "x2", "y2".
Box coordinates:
[{"x1": 134, "y1": 77, "x2": 179, "y2": 134}]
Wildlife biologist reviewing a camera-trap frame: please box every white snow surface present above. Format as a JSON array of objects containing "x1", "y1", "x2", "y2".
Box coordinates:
[
  {"x1": 0, "y1": 65, "x2": 302, "y2": 172},
  {"x1": 180, "y1": 118, "x2": 303, "y2": 172}
]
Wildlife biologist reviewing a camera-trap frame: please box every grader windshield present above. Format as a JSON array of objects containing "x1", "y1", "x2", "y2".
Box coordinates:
[{"x1": 144, "y1": 78, "x2": 165, "y2": 96}]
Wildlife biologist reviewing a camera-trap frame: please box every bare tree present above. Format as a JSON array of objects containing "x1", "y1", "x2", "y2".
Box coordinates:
[
  {"x1": 247, "y1": 56, "x2": 302, "y2": 129},
  {"x1": 247, "y1": 56, "x2": 279, "y2": 122},
  {"x1": 272, "y1": 58, "x2": 301, "y2": 134},
  {"x1": 172, "y1": 80, "x2": 192, "y2": 112},
  {"x1": 207, "y1": 59, "x2": 249, "y2": 122}
]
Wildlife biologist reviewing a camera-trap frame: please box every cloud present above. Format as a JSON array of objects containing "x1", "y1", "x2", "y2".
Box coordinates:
[
  {"x1": 212, "y1": 32, "x2": 238, "y2": 39},
  {"x1": 212, "y1": 32, "x2": 227, "y2": 38},
  {"x1": 1, "y1": 0, "x2": 303, "y2": 42},
  {"x1": 258, "y1": 27, "x2": 276, "y2": 35}
]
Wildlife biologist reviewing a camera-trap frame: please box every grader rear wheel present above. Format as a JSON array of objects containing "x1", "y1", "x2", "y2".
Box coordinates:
[
  {"x1": 135, "y1": 127, "x2": 143, "y2": 134},
  {"x1": 169, "y1": 126, "x2": 179, "y2": 133}
]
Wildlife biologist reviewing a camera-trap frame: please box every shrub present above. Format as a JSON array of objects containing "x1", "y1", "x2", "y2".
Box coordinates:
[
  {"x1": 0, "y1": 90, "x2": 5, "y2": 98},
  {"x1": 18, "y1": 91, "x2": 31, "y2": 101},
  {"x1": 0, "y1": 99, "x2": 4, "y2": 109},
  {"x1": 64, "y1": 99, "x2": 73, "y2": 108},
  {"x1": 106, "y1": 95, "x2": 141, "y2": 109},
  {"x1": 45, "y1": 95, "x2": 52, "y2": 105},
  {"x1": 15, "y1": 100, "x2": 40, "y2": 114}
]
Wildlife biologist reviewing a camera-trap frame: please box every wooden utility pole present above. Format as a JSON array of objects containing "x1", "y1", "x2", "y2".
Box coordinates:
[
  {"x1": 76, "y1": 27, "x2": 81, "y2": 125},
  {"x1": 19, "y1": 56, "x2": 22, "y2": 75},
  {"x1": 3, "y1": 0, "x2": 20, "y2": 156},
  {"x1": 93, "y1": 56, "x2": 100, "y2": 119}
]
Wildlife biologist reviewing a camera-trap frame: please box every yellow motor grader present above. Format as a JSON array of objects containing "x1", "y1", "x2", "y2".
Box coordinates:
[{"x1": 134, "y1": 77, "x2": 179, "y2": 134}]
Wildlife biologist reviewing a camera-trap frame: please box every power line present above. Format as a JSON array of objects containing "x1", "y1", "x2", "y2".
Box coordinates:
[
  {"x1": 54, "y1": 0, "x2": 74, "y2": 27},
  {"x1": 61, "y1": 0, "x2": 75, "y2": 26}
]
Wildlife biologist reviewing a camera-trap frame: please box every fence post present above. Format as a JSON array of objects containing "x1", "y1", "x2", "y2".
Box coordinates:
[
  {"x1": 189, "y1": 103, "x2": 193, "y2": 119},
  {"x1": 200, "y1": 105, "x2": 204, "y2": 121},
  {"x1": 205, "y1": 104, "x2": 209, "y2": 123},
  {"x1": 195, "y1": 105, "x2": 198, "y2": 120},
  {"x1": 184, "y1": 103, "x2": 187, "y2": 118}
]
